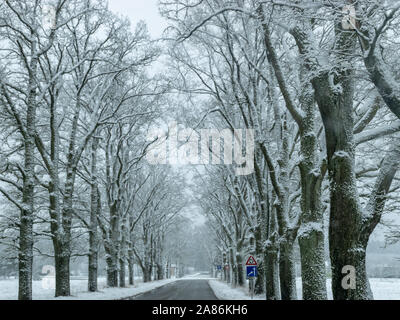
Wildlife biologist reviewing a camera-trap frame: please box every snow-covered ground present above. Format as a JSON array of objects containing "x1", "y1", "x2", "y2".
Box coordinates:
[
  {"x1": 296, "y1": 277, "x2": 400, "y2": 300},
  {"x1": 3, "y1": 274, "x2": 400, "y2": 300},
  {"x1": 209, "y1": 277, "x2": 400, "y2": 300},
  {"x1": 181, "y1": 272, "x2": 216, "y2": 280},
  {"x1": 0, "y1": 276, "x2": 177, "y2": 300},
  {"x1": 367, "y1": 278, "x2": 400, "y2": 300},
  {"x1": 209, "y1": 279, "x2": 265, "y2": 300},
  {"x1": 0, "y1": 273, "x2": 211, "y2": 300}
]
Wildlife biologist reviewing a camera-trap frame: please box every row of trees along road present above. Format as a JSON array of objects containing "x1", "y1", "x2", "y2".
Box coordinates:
[
  {"x1": 160, "y1": 0, "x2": 400, "y2": 300},
  {"x1": 0, "y1": 0, "x2": 191, "y2": 300}
]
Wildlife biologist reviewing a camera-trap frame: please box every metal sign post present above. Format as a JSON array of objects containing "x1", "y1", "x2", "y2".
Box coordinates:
[{"x1": 249, "y1": 278, "x2": 254, "y2": 299}]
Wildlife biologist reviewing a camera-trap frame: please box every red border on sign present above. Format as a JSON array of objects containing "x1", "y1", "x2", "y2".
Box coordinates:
[{"x1": 246, "y1": 255, "x2": 257, "y2": 265}]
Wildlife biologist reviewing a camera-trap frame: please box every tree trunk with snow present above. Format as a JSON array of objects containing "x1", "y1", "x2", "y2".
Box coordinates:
[
  {"x1": 312, "y1": 25, "x2": 372, "y2": 300},
  {"x1": 264, "y1": 242, "x2": 280, "y2": 299},
  {"x1": 253, "y1": 211, "x2": 265, "y2": 294},
  {"x1": 109, "y1": 206, "x2": 120, "y2": 287},
  {"x1": 18, "y1": 52, "x2": 39, "y2": 300},
  {"x1": 142, "y1": 265, "x2": 152, "y2": 283},
  {"x1": 276, "y1": 124, "x2": 297, "y2": 300},
  {"x1": 297, "y1": 70, "x2": 327, "y2": 300},
  {"x1": 119, "y1": 218, "x2": 127, "y2": 287},
  {"x1": 53, "y1": 236, "x2": 71, "y2": 296},
  {"x1": 88, "y1": 139, "x2": 99, "y2": 292},
  {"x1": 278, "y1": 235, "x2": 297, "y2": 300},
  {"x1": 105, "y1": 243, "x2": 119, "y2": 287},
  {"x1": 157, "y1": 263, "x2": 164, "y2": 280},
  {"x1": 236, "y1": 250, "x2": 244, "y2": 286},
  {"x1": 128, "y1": 255, "x2": 135, "y2": 285},
  {"x1": 265, "y1": 204, "x2": 281, "y2": 300},
  {"x1": 259, "y1": 6, "x2": 327, "y2": 299},
  {"x1": 53, "y1": 99, "x2": 81, "y2": 296},
  {"x1": 119, "y1": 257, "x2": 126, "y2": 287}
]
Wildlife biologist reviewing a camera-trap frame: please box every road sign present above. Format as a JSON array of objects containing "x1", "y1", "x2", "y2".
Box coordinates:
[
  {"x1": 246, "y1": 255, "x2": 257, "y2": 266},
  {"x1": 216, "y1": 265, "x2": 222, "y2": 271},
  {"x1": 246, "y1": 265, "x2": 258, "y2": 278}
]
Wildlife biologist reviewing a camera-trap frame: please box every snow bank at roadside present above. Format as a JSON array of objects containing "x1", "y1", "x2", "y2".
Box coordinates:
[
  {"x1": 0, "y1": 277, "x2": 177, "y2": 300},
  {"x1": 208, "y1": 279, "x2": 265, "y2": 300},
  {"x1": 210, "y1": 277, "x2": 400, "y2": 300}
]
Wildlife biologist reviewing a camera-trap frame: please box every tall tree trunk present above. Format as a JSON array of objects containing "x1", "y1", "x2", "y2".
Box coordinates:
[
  {"x1": 119, "y1": 220, "x2": 127, "y2": 287},
  {"x1": 18, "y1": 206, "x2": 33, "y2": 301},
  {"x1": 157, "y1": 263, "x2": 164, "y2": 280},
  {"x1": 265, "y1": 244, "x2": 280, "y2": 300},
  {"x1": 107, "y1": 268, "x2": 118, "y2": 287},
  {"x1": 279, "y1": 236, "x2": 297, "y2": 300},
  {"x1": 229, "y1": 247, "x2": 236, "y2": 287},
  {"x1": 276, "y1": 122, "x2": 297, "y2": 300},
  {"x1": 236, "y1": 251, "x2": 244, "y2": 286},
  {"x1": 291, "y1": 16, "x2": 372, "y2": 299},
  {"x1": 223, "y1": 252, "x2": 227, "y2": 282},
  {"x1": 297, "y1": 71, "x2": 327, "y2": 300},
  {"x1": 119, "y1": 258, "x2": 126, "y2": 287},
  {"x1": 88, "y1": 245, "x2": 98, "y2": 292},
  {"x1": 313, "y1": 24, "x2": 372, "y2": 300},
  {"x1": 166, "y1": 261, "x2": 170, "y2": 279},
  {"x1": 18, "y1": 52, "x2": 39, "y2": 301},
  {"x1": 298, "y1": 228, "x2": 326, "y2": 299},
  {"x1": 252, "y1": 152, "x2": 268, "y2": 294},
  {"x1": 259, "y1": 4, "x2": 327, "y2": 299},
  {"x1": 225, "y1": 252, "x2": 231, "y2": 284},
  {"x1": 18, "y1": 197, "x2": 33, "y2": 301},
  {"x1": 88, "y1": 139, "x2": 99, "y2": 292},
  {"x1": 104, "y1": 237, "x2": 119, "y2": 287},
  {"x1": 254, "y1": 222, "x2": 265, "y2": 294},
  {"x1": 264, "y1": 201, "x2": 280, "y2": 300},
  {"x1": 54, "y1": 239, "x2": 71, "y2": 297},
  {"x1": 128, "y1": 255, "x2": 134, "y2": 285},
  {"x1": 142, "y1": 266, "x2": 152, "y2": 282},
  {"x1": 55, "y1": 98, "x2": 81, "y2": 296},
  {"x1": 19, "y1": 150, "x2": 34, "y2": 300},
  {"x1": 106, "y1": 203, "x2": 120, "y2": 287},
  {"x1": 105, "y1": 249, "x2": 119, "y2": 287}
]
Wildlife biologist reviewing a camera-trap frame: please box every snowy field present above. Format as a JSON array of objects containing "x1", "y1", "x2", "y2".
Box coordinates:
[
  {"x1": 0, "y1": 277, "x2": 177, "y2": 300},
  {"x1": 0, "y1": 273, "x2": 210, "y2": 300},
  {"x1": 209, "y1": 277, "x2": 400, "y2": 300},
  {"x1": 296, "y1": 278, "x2": 400, "y2": 300}
]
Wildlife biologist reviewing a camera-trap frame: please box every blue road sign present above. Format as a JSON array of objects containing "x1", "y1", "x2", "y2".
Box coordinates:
[
  {"x1": 246, "y1": 265, "x2": 258, "y2": 278},
  {"x1": 216, "y1": 265, "x2": 222, "y2": 271}
]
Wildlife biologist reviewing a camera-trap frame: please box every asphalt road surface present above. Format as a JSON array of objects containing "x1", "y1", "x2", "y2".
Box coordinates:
[{"x1": 126, "y1": 279, "x2": 219, "y2": 300}]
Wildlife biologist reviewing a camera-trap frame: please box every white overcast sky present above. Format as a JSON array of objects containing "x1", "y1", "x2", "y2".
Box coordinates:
[{"x1": 108, "y1": 0, "x2": 167, "y2": 38}]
